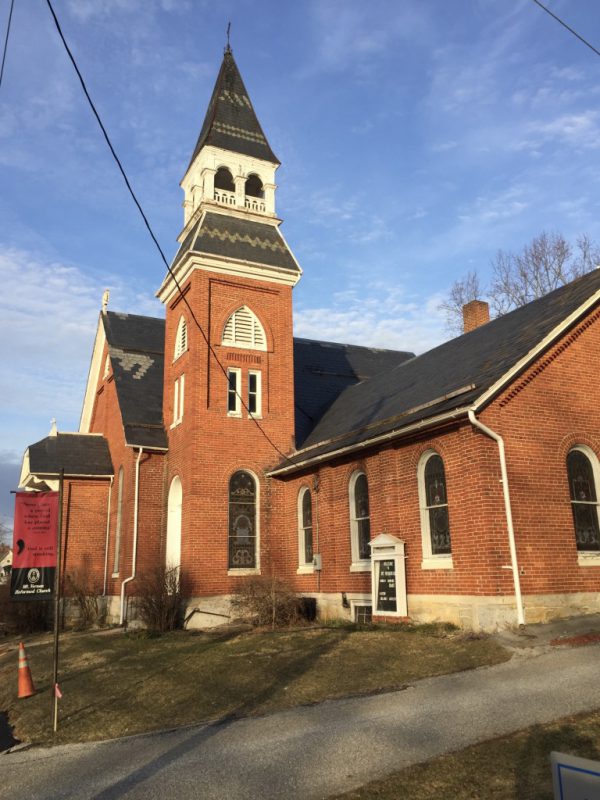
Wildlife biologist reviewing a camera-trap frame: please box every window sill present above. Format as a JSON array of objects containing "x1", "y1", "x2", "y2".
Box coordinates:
[
  {"x1": 111, "y1": 572, "x2": 119, "y2": 578},
  {"x1": 578, "y1": 553, "x2": 600, "y2": 567},
  {"x1": 421, "y1": 556, "x2": 453, "y2": 570},
  {"x1": 227, "y1": 568, "x2": 261, "y2": 576},
  {"x1": 248, "y1": 414, "x2": 262, "y2": 420},
  {"x1": 169, "y1": 420, "x2": 182, "y2": 429},
  {"x1": 350, "y1": 561, "x2": 371, "y2": 573},
  {"x1": 227, "y1": 412, "x2": 242, "y2": 419},
  {"x1": 297, "y1": 565, "x2": 315, "y2": 575}
]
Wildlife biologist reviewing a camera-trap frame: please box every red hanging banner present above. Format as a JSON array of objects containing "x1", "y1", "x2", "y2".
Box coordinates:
[{"x1": 10, "y1": 491, "x2": 59, "y2": 601}]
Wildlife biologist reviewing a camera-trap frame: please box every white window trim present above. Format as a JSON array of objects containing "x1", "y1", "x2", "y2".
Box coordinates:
[
  {"x1": 418, "y1": 450, "x2": 453, "y2": 570},
  {"x1": 171, "y1": 374, "x2": 184, "y2": 428},
  {"x1": 297, "y1": 487, "x2": 314, "y2": 573},
  {"x1": 569, "y1": 444, "x2": 600, "y2": 558},
  {"x1": 248, "y1": 369, "x2": 262, "y2": 418},
  {"x1": 349, "y1": 595, "x2": 372, "y2": 621},
  {"x1": 227, "y1": 368, "x2": 242, "y2": 417},
  {"x1": 174, "y1": 316, "x2": 188, "y2": 362},
  {"x1": 227, "y1": 468, "x2": 261, "y2": 572},
  {"x1": 349, "y1": 470, "x2": 371, "y2": 571}
]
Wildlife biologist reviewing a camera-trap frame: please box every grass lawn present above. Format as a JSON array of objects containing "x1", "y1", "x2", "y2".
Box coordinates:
[
  {"x1": 0, "y1": 623, "x2": 508, "y2": 746},
  {"x1": 331, "y1": 709, "x2": 600, "y2": 800}
]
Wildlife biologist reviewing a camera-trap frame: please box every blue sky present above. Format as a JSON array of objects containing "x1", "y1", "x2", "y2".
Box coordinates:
[{"x1": 2, "y1": 0, "x2": 600, "y2": 530}]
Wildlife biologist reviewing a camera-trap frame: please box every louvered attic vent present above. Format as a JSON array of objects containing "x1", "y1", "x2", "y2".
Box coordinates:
[
  {"x1": 222, "y1": 306, "x2": 266, "y2": 350},
  {"x1": 174, "y1": 316, "x2": 188, "y2": 360}
]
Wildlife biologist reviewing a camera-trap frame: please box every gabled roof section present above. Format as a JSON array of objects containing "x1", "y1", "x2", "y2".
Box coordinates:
[
  {"x1": 27, "y1": 433, "x2": 113, "y2": 477},
  {"x1": 293, "y1": 338, "x2": 414, "y2": 447},
  {"x1": 187, "y1": 47, "x2": 279, "y2": 170},
  {"x1": 103, "y1": 311, "x2": 168, "y2": 450},
  {"x1": 274, "y1": 269, "x2": 600, "y2": 471},
  {"x1": 173, "y1": 211, "x2": 300, "y2": 273}
]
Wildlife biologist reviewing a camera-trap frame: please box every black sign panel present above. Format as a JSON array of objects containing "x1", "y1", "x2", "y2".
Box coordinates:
[
  {"x1": 376, "y1": 559, "x2": 397, "y2": 612},
  {"x1": 11, "y1": 566, "x2": 55, "y2": 601}
]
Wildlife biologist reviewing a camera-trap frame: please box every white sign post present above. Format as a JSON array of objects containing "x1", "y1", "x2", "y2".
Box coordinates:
[
  {"x1": 369, "y1": 533, "x2": 407, "y2": 618},
  {"x1": 551, "y1": 751, "x2": 600, "y2": 799}
]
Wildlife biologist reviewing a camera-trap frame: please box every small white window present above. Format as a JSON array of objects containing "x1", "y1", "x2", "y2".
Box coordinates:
[
  {"x1": 103, "y1": 353, "x2": 111, "y2": 379},
  {"x1": 174, "y1": 316, "x2": 188, "y2": 360},
  {"x1": 418, "y1": 450, "x2": 453, "y2": 569},
  {"x1": 172, "y1": 374, "x2": 184, "y2": 427},
  {"x1": 222, "y1": 307, "x2": 266, "y2": 350},
  {"x1": 349, "y1": 471, "x2": 371, "y2": 571},
  {"x1": 227, "y1": 368, "x2": 241, "y2": 416},
  {"x1": 248, "y1": 370, "x2": 262, "y2": 416},
  {"x1": 567, "y1": 446, "x2": 600, "y2": 553},
  {"x1": 113, "y1": 466, "x2": 124, "y2": 576},
  {"x1": 297, "y1": 487, "x2": 314, "y2": 571}
]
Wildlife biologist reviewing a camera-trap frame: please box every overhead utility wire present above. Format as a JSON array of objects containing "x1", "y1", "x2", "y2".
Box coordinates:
[
  {"x1": 531, "y1": 0, "x2": 600, "y2": 59},
  {"x1": 0, "y1": 0, "x2": 15, "y2": 91},
  {"x1": 44, "y1": 0, "x2": 298, "y2": 468}
]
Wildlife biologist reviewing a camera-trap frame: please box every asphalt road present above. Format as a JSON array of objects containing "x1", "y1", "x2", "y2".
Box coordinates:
[{"x1": 3, "y1": 644, "x2": 600, "y2": 799}]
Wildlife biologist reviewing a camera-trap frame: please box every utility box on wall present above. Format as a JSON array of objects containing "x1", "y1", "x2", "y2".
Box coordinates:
[{"x1": 369, "y1": 533, "x2": 407, "y2": 618}]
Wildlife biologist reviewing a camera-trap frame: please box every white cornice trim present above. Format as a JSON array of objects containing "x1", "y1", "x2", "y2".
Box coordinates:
[
  {"x1": 156, "y1": 250, "x2": 301, "y2": 303},
  {"x1": 268, "y1": 406, "x2": 469, "y2": 477},
  {"x1": 472, "y1": 287, "x2": 600, "y2": 411},
  {"x1": 79, "y1": 315, "x2": 106, "y2": 433}
]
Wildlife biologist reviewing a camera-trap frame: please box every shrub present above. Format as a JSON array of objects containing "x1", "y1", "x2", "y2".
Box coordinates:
[
  {"x1": 64, "y1": 571, "x2": 106, "y2": 630},
  {"x1": 134, "y1": 566, "x2": 183, "y2": 633},
  {"x1": 0, "y1": 583, "x2": 50, "y2": 635},
  {"x1": 230, "y1": 575, "x2": 302, "y2": 629}
]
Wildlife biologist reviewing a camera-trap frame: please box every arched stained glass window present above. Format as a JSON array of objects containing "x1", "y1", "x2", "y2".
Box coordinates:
[
  {"x1": 298, "y1": 488, "x2": 313, "y2": 566},
  {"x1": 349, "y1": 472, "x2": 370, "y2": 564},
  {"x1": 228, "y1": 471, "x2": 257, "y2": 569},
  {"x1": 420, "y1": 452, "x2": 451, "y2": 557},
  {"x1": 567, "y1": 448, "x2": 600, "y2": 551},
  {"x1": 222, "y1": 306, "x2": 266, "y2": 350}
]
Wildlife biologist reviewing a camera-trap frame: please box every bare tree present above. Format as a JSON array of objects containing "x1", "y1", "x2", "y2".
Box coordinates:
[{"x1": 441, "y1": 232, "x2": 600, "y2": 334}]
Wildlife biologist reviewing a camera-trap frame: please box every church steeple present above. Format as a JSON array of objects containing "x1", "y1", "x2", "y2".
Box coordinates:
[
  {"x1": 187, "y1": 46, "x2": 279, "y2": 169},
  {"x1": 180, "y1": 48, "x2": 280, "y2": 228}
]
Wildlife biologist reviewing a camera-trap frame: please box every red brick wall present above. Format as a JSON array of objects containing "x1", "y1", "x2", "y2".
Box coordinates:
[
  {"x1": 60, "y1": 478, "x2": 110, "y2": 593},
  {"x1": 163, "y1": 270, "x2": 295, "y2": 597}
]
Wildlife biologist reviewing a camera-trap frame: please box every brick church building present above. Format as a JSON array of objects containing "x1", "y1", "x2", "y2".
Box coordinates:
[{"x1": 19, "y1": 46, "x2": 600, "y2": 630}]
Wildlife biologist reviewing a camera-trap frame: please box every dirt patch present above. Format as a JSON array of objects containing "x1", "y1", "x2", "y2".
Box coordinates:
[{"x1": 550, "y1": 631, "x2": 600, "y2": 647}]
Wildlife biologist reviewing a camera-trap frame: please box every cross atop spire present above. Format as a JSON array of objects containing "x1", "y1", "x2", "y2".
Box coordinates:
[{"x1": 186, "y1": 47, "x2": 279, "y2": 170}]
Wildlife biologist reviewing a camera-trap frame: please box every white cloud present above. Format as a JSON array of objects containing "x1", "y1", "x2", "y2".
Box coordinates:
[{"x1": 294, "y1": 284, "x2": 447, "y2": 355}]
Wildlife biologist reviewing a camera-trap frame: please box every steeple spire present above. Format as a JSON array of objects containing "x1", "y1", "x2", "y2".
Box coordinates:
[{"x1": 186, "y1": 47, "x2": 279, "y2": 170}]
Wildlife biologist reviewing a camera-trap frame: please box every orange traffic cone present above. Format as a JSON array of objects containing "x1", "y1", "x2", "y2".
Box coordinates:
[{"x1": 18, "y1": 642, "x2": 36, "y2": 699}]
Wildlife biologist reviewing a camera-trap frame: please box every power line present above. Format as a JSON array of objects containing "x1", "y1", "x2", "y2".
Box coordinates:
[
  {"x1": 44, "y1": 0, "x2": 297, "y2": 469},
  {"x1": 0, "y1": 0, "x2": 15, "y2": 91},
  {"x1": 531, "y1": 0, "x2": 600, "y2": 59}
]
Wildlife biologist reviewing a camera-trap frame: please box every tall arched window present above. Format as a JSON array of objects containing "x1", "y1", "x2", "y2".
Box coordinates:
[
  {"x1": 298, "y1": 487, "x2": 313, "y2": 568},
  {"x1": 222, "y1": 306, "x2": 266, "y2": 350},
  {"x1": 112, "y1": 467, "x2": 124, "y2": 575},
  {"x1": 166, "y1": 476, "x2": 182, "y2": 569},
  {"x1": 418, "y1": 451, "x2": 452, "y2": 567},
  {"x1": 174, "y1": 316, "x2": 187, "y2": 360},
  {"x1": 214, "y1": 166, "x2": 235, "y2": 192},
  {"x1": 245, "y1": 174, "x2": 264, "y2": 199},
  {"x1": 228, "y1": 471, "x2": 258, "y2": 569},
  {"x1": 567, "y1": 447, "x2": 600, "y2": 552},
  {"x1": 349, "y1": 471, "x2": 370, "y2": 567}
]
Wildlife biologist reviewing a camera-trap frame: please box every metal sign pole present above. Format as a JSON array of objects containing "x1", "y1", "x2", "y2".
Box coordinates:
[{"x1": 52, "y1": 468, "x2": 64, "y2": 734}]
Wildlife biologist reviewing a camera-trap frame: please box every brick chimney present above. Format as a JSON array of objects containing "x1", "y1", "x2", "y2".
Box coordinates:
[{"x1": 462, "y1": 300, "x2": 490, "y2": 334}]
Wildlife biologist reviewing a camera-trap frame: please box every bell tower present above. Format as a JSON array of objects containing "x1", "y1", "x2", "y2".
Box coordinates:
[{"x1": 156, "y1": 45, "x2": 301, "y2": 604}]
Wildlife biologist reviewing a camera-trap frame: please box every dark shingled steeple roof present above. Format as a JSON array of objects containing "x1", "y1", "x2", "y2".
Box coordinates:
[{"x1": 187, "y1": 47, "x2": 279, "y2": 169}]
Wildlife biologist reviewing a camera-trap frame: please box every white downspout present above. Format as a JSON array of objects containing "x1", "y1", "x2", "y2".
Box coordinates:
[
  {"x1": 119, "y1": 448, "x2": 143, "y2": 625},
  {"x1": 102, "y1": 476, "x2": 114, "y2": 596},
  {"x1": 468, "y1": 409, "x2": 525, "y2": 626}
]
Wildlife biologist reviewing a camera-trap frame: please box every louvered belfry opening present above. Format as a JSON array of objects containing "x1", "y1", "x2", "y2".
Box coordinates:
[
  {"x1": 222, "y1": 306, "x2": 266, "y2": 350},
  {"x1": 174, "y1": 316, "x2": 187, "y2": 359}
]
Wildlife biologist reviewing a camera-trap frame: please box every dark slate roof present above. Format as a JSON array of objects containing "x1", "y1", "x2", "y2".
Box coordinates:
[
  {"x1": 173, "y1": 211, "x2": 299, "y2": 273},
  {"x1": 187, "y1": 48, "x2": 278, "y2": 169},
  {"x1": 103, "y1": 311, "x2": 168, "y2": 450},
  {"x1": 293, "y1": 338, "x2": 414, "y2": 447},
  {"x1": 283, "y1": 269, "x2": 600, "y2": 465},
  {"x1": 28, "y1": 434, "x2": 113, "y2": 477}
]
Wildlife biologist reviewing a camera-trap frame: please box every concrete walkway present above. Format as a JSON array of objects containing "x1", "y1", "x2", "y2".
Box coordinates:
[{"x1": 3, "y1": 636, "x2": 600, "y2": 800}]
